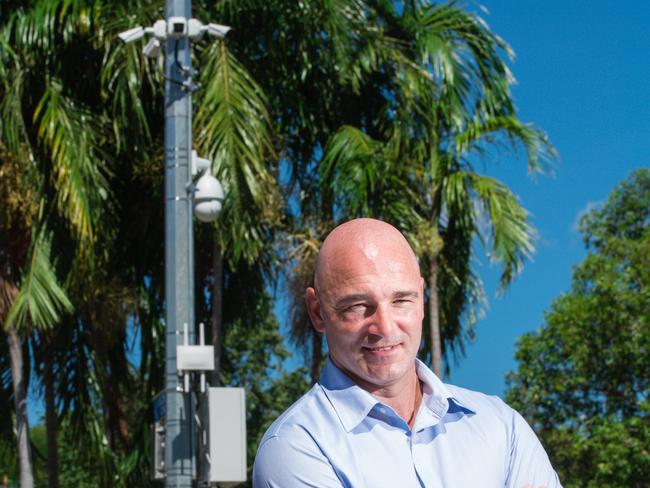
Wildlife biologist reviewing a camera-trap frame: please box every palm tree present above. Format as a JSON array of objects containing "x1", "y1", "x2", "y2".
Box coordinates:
[
  {"x1": 0, "y1": 1, "x2": 113, "y2": 484},
  {"x1": 193, "y1": 37, "x2": 282, "y2": 384},
  {"x1": 235, "y1": 0, "x2": 420, "y2": 378},
  {"x1": 319, "y1": 2, "x2": 555, "y2": 376}
]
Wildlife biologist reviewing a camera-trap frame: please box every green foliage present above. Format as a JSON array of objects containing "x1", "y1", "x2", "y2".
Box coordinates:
[
  {"x1": 313, "y1": 1, "x2": 555, "y2": 373},
  {"x1": 0, "y1": 435, "x2": 18, "y2": 486},
  {"x1": 0, "y1": 1, "x2": 555, "y2": 485},
  {"x1": 5, "y1": 233, "x2": 73, "y2": 332},
  {"x1": 195, "y1": 39, "x2": 282, "y2": 266},
  {"x1": 506, "y1": 169, "x2": 650, "y2": 487}
]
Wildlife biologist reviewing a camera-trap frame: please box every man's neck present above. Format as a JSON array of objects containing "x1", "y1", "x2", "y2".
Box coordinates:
[{"x1": 369, "y1": 369, "x2": 423, "y2": 429}]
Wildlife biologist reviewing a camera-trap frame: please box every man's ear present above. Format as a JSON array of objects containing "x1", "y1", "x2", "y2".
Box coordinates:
[{"x1": 305, "y1": 287, "x2": 326, "y2": 333}]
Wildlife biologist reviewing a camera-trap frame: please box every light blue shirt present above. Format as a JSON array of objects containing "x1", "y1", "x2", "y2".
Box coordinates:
[{"x1": 253, "y1": 357, "x2": 562, "y2": 487}]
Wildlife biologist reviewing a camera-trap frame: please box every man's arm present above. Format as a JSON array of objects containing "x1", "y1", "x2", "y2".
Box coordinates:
[
  {"x1": 253, "y1": 434, "x2": 344, "y2": 488},
  {"x1": 505, "y1": 409, "x2": 563, "y2": 488}
]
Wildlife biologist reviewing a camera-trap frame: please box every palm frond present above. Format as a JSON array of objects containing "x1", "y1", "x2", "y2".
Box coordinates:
[
  {"x1": 6, "y1": 0, "x2": 102, "y2": 54},
  {"x1": 411, "y1": 3, "x2": 515, "y2": 131},
  {"x1": 456, "y1": 115, "x2": 556, "y2": 174},
  {"x1": 100, "y1": 41, "x2": 157, "y2": 150},
  {"x1": 462, "y1": 172, "x2": 536, "y2": 289},
  {"x1": 0, "y1": 63, "x2": 30, "y2": 156},
  {"x1": 5, "y1": 232, "x2": 73, "y2": 331},
  {"x1": 33, "y1": 78, "x2": 110, "y2": 244},
  {"x1": 322, "y1": 125, "x2": 380, "y2": 173},
  {"x1": 100, "y1": 1, "x2": 164, "y2": 150},
  {"x1": 195, "y1": 40, "x2": 281, "y2": 264},
  {"x1": 319, "y1": 0, "x2": 394, "y2": 92},
  {"x1": 437, "y1": 212, "x2": 486, "y2": 363}
]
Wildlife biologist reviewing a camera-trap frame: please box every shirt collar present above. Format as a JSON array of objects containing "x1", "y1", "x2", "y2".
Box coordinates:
[
  {"x1": 413, "y1": 358, "x2": 475, "y2": 430},
  {"x1": 319, "y1": 356, "x2": 475, "y2": 433},
  {"x1": 319, "y1": 357, "x2": 378, "y2": 432}
]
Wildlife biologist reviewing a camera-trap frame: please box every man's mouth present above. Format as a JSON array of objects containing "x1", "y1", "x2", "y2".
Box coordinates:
[{"x1": 363, "y1": 345, "x2": 399, "y2": 352}]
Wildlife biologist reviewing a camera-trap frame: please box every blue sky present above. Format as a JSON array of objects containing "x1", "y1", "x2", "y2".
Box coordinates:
[{"x1": 447, "y1": 0, "x2": 650, "y2": 395}]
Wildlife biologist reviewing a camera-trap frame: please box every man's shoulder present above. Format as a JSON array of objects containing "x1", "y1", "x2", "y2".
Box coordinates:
[
  {"x1": 260, "y1": 382, "x2": 333, "y2": 442},
  {"x1": 254, "y1": 383, "x2": 345, "y2": 486}
]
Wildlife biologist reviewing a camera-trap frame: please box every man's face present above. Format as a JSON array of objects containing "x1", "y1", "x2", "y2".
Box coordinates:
[{"x1": 306, "y1": 230, "x2": 424, "y2": 393}]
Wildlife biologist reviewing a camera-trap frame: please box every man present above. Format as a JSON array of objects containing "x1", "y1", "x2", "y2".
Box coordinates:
[{"x1": 253, "y1": 218, "x2": 561, "y2": 487}]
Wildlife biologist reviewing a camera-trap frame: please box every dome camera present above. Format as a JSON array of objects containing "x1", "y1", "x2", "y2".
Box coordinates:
[{"x1": 193, "y1": 173, "x2": 224, "y2": 222}]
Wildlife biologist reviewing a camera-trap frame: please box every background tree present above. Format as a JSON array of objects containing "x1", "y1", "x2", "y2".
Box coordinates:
[
  {"x1": 0, "y1": 1, "x2": 113, "y2": 484},
  {"x1": 318, "y1": 1, "x2": 554, "y2": 376},
  {"x1": 0, "y1": 1, "x2": 557, "y2": 485},
  {"x1": 506, "y1": 168, "x2": 650, "y2": 488}
]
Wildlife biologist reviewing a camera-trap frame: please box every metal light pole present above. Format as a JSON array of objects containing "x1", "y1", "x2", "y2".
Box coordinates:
[
  {"x1": 164, "y1": 0, "x2": 195, "y2": 486},
  {"x1": 118, "y1": 5, "x2": 229, "y2": 486}
]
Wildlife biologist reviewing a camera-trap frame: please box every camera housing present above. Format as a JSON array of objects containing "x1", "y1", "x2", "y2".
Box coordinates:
[
  {"x1": 168, "y1": 17, "x2": 188, "y2": 38},
  {"x1": 118, "y1": 26, "x2": 145, "y2": 43},
  {"x1": 206, "y1": 23, "x2": 231, "y2": 39},
  {"x1": 193, "y1": 173, "x2": 224, "y2": 222},
  {"x1": 142, "y1": 38, "x2": 161, "y2": 58}
]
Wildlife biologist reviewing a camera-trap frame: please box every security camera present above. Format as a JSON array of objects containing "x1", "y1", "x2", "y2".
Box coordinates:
[
  {"x1": 206, "y1": 23, "x2": 231, "y2": 39},
  {"x1": 143, "y1": 38, "x2": 161, "y2": 58},
  {"x1": 187, "y1": 19, "x2": 205, "y2": 41},
  {"x1": 118, "y1": 26, "x2": 145, "y2": 43},
  {"x1": 168, "y1": 16, "x2": 188, "y2": 38},
  {"x1": 193, "y1": 173, "x2": 224, "y2": 222},
  {"x1": 152, "y1": 19, "x2": 167, "y2": 40},
  {"x1": 187, "y1": 19, "x2": 231, "y2": 41}
]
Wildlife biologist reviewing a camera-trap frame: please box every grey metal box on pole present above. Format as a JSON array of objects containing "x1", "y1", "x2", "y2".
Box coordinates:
[{"x1": 198, "y1": 387, "x2": 247, "y2": 485}]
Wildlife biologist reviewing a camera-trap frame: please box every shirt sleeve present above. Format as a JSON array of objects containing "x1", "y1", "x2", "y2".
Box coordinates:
[
  {"x1": 505, "y1": 409, "x2": 563, "y2": 488},
  {"x1": 253, "y1": 434, "x2": 344, "y2": 488}
]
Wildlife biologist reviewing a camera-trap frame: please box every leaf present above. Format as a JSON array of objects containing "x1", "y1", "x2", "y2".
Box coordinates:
[
  {"x1": 5, "y1": 232, "x2": 73, "y2": 331},
  {"x1": 33, "y1": 78, "x2": 111, "y2": 245},
  {"x1": 195, "y1": 40, "x2": 281, "y2": 265}
]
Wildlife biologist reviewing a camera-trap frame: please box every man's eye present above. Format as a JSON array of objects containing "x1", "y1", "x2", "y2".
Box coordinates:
[
  {"x1": 346, "y1": 304, "x2": 366, "y2": 312},
  {"x1": 340, "y1": 303, "x2": 368, "y2": 315}
]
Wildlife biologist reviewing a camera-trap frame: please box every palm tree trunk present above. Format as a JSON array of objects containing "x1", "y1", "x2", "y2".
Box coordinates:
[
  {"x1": 7, "y1": 326, "x2": 34, "y2": 488},
  {"x1": 44, "y1": 340, "x2": 59, "y2": 488},
  {"x1": 211, "y1": 234, "x2": 223, "y2": 387},
  {"x1": 310, "y1": 331, "x2": 322, "y2": 384},
  {"x1": 428, "y1": 257, "x2": 442, "y2": 378}
]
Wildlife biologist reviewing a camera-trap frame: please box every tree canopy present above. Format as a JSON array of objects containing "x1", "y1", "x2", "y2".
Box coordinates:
[
  {"x1": 1, "y1": 1, "x2": 554, "y2": 485},
  {"x1": 506, "y1": 168, "x2": 650, "y2": 488}
]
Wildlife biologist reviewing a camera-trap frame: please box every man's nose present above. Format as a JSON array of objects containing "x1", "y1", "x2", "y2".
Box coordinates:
[{"x1": 367, "y1": 303, "x2": 394, "y2": 337}]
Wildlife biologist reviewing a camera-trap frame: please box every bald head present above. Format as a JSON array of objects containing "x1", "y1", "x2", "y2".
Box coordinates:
[
  {"x1": 305, "y1": 218, "x2": 424, "y2": 394},
  {"x1": 314, "y1": 218, "x2": 420, "y2": 295}
]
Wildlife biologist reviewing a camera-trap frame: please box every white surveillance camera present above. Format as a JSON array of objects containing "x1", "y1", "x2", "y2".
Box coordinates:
[
  {"x1": 193, "y1": 174, "x2": 224, "y2": 222},
  {"x1": 152, "y1": 19, "x2": 167, "y2": 40},
  {"x1": 118, "y1": 26, "x2": 145, "y2": 43},
  {"x1": 168, "y1": 16, "x2": 188, "y2": 38},
  {"x1": 187, "y1": 19, "x2": 205, "y2": 41},
  {"x1": 206, "y1": 23, "x2": 231, "y2": 39},
  {"x1": 143, "y1": 38, "x2": 161, "y2": 58}
]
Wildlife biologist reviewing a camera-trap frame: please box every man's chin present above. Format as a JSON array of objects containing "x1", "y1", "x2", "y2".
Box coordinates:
[{"x1": 361, "y1": 362, "x2": 414, "y2": 387}]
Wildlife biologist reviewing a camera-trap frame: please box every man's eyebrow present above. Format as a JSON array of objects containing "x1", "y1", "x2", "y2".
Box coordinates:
[
  {"x1": 333, "y1": 291, "x2": 419, "y2": 309},
  {"x1": 393, "y1": 290, "x2": 419, "y2": 300}
]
